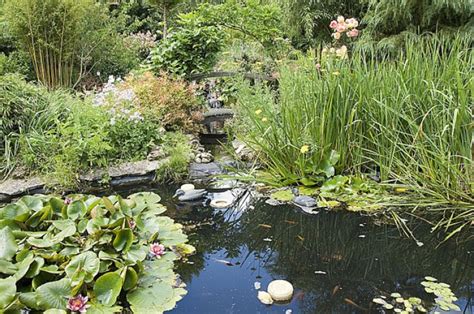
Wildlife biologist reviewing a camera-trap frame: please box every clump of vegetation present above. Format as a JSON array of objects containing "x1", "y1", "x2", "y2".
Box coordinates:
[
  {"x1": 0, "y1": 192, "x2": 194, "y2": 312},
  {"x1": 123, "y1": 71, "x2": 203, "y2": 133}
]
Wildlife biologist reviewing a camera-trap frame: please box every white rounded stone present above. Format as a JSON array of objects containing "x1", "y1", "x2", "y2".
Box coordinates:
[
  {"x1": 181, "y1": 184, "x2": 195, "y2": 192},
  {"x1": 257, "y1": 291, "x2": 273, "y2": 305},
  {"x1": 210, "y1": 199, "x2": 233, "y2": 209},
  {"x1": 267, "y1": 280, "x2": 294, "y2": 301}
]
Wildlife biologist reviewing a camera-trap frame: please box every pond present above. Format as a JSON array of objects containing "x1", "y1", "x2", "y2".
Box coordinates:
[{"x1": 119, "y1": 184, "x2": 473, "y2": 314}]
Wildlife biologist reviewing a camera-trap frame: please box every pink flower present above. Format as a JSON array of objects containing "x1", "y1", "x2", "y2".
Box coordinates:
[
  {"x1": 345, "y1": 18, "x2": 359, "y2": 28},
  {"x1": 128, "y1": 219, "x2": 136, "y2": 230},
  {"x1": 150, "y1": 243, "x2": 165, "y2": 258},
  {"x1": 347, "y1": 29, "x2": 359, "y2": 38},
  {"x1": 67, "y1": 295, "x2": 90, "y2": 313},
  {"x1": 315, "y1": 63, "x2": 321, "y2": 71},
  {"x1": 336, "y1": 23, "x2": 347, "y2": 33},
  {"x1": 64, "y1": 198, "x2": 73, "y2": 205},
  {"x1": 329, "y1": 20, "x2": 338, "y2": 29}
]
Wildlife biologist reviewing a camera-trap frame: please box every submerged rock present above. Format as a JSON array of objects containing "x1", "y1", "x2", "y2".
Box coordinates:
[{"x1": 267, "y1": 280, "x2": 294, "y2": 301}]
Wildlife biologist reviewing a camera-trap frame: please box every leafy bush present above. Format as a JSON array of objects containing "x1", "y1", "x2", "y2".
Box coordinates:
[
  {"x1": 122, "y1": 72, "x2": 203, "y2": 133},
  {"x1": 0, "y1": 192, "x2": 194, "y2": 312},
  {"x1": 150, "y1": 13, "x2": 224, "y2": 76},
  {"x1": 155, "y1": 132, "x2": 194, "y2": 182}
]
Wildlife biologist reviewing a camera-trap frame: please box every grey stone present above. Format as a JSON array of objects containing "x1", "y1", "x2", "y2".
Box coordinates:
[
  {"x1": 80, "y1": 159, "x2": 167, "y2": 182},
  {"x1": 189, "y1": 162, "x2": 224, "y2": 180},
  {"x1": 110, "y1": 175, "x2": 155, "y2": 187},
  {"x1": 0, "y1": 177, "x2": 45, "y2": 196},
  {"x1": 293, "y1": 195, "x2": 317, "y2": 208}
]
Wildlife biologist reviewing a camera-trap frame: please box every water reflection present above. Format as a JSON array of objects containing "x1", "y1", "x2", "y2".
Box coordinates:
[{"x1": 122, "y1": 185, "x2": 473, "y2": 313}]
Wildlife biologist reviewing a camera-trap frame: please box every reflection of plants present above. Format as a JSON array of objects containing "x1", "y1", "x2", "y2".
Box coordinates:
[{"x1": 0, "y1": 192, "x2": 194, "y2": 312}]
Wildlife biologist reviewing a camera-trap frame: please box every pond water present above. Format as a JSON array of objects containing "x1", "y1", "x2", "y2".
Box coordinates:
[{"x1": 119, "y1": 184, "x2": 473, "y2": 314}]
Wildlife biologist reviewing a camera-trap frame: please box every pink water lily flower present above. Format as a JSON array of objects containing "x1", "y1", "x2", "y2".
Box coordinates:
[
  {"x1": 64, "y1": 197, "x2": 73, "y2": 205},
  {"x1": 67, "y1": 295, "x2": 90, "y2": 313},
  {"x1": 329, "y1": 20, "x2": 338, "y2": 29},
  {"x1": 150, "y1": 243, "x2": 166, "y2": 258}
]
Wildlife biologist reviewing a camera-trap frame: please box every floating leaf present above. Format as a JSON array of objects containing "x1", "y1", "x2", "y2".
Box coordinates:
[
  {"x1": 65, "y1": 251, "x2": 100, "y2": 285},
  {"x1": 123, "y1": 268, "x2": 138, "y2": 291},
  {"x1": 383, "y1": 304, "x2": 394, "y2": 309},
  {"x1": 424, "y1": 276, "x2": 437, "y2": 282},
  {"x1": 94, "y1": 272, "x2": 123, "y2": 307},
  {"x1": 0, "y1": 227, "x2": 18, "y2": 260},
  {"x1": 372, "y1": 298, "x2": 387, "y2": 305},
  {"x1": 87, "y1": 303, "x2": 123, "y2": 314},
  {"x1": 128, "y1": 282, "x2": 187, "y2": 313},
  {"x1": 270, "y1": 190, "x2": 293, "y2": 202},
  {"x1": 44, "y1": 310, "x2": 67, "y2": 314},
  {"x1": 36, "y1": 278, "x2": 71, "y2": 310},
  {"x1": 0, "y1": 276, "x2": 16, "y2": 309},
  {"x1": 67, "y1": 201, "x2": 87, "y2": 220},
  {"x1": 113, "y1": 229, "x2": 134, "y2": 252}
]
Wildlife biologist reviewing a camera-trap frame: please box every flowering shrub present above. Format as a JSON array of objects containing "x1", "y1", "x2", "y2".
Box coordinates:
[
  {"x1": 322, "y1": 16, "x2": 359, "y2": 60},
  {"x1": 124, "y1": 31, "x2": 157, "y2": 59},
  {"x1": 123, "y1": 72, "x2": 204, "y2": 133},
  {"x1": 0, "y1": 193, "x2": 195, "y2": 312}
]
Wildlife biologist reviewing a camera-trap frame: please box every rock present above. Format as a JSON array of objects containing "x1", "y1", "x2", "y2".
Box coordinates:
[
  {"x1": 195, "y1": 152, "x2": 214, "y2": 164},
  {"x1": 257, "y1": 291, "x2": 273, "y2": 305},
  {"x1": 232, "y1": 139, "x2": 256, "y2": 162},
  {"x1": 265, "y1": 198, "x2": 283, "y2": 206},
  {"x1": 80, "y1": 159, "x2": 166, "y2": 182},
  {"x1": 147, "y1": 146, "x2": 166, "y2": 161},
  {"x1": 208, "y1": 179, "x2": 238, "y2": 191},
  {"x1": 189, "y1": 162, "x2": 224, "y2": 181},
  {"x1": 267, "y1": 280, "x2": 294, "y2": 301},
  {"x1": 293, "y1": 195, "x2": 317, "y2": 208},
  {"x1": 0, "y1": 177, "x2": 45, "y2": 197}
]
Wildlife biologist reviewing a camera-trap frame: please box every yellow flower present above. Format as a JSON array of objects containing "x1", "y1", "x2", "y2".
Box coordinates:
[
  {"x1": 261, "y1": 117, "x2": 268, "y2": 122},
  {"x1": 255, "y1": 109, "x2": 262, "y2": 115},
  {"x1": 300, "y1": 145, "x2": 310, "y2": 154},
  {"x1": 332, "y1": 71, "x2": 340, "y2": 76}
]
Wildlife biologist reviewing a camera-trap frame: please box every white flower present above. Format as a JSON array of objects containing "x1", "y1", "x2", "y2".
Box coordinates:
[{"x1": 110, "y1": 118, "x2": 116, "y2": 126}]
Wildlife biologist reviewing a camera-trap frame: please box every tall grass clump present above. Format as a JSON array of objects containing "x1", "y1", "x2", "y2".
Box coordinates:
[{"x1": 236, "y1": 35, "x2": 472, "y2": 206}]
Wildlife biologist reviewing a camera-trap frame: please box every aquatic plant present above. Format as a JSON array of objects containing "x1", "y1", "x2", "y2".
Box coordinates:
[
  {"x1": 0, "y1": 192, "x2": 194, "y2": 312},
  {"x1": 235, "y1": 35, "x2": 473, "y2": 231},
  {"x1": 372, "y1": 276, "x2": 460, "y2": 313}
]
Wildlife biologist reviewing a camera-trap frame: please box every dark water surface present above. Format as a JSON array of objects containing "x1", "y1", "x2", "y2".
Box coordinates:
[{"x1": 121, "y1": 184, "x2": 473, "y2": 314}]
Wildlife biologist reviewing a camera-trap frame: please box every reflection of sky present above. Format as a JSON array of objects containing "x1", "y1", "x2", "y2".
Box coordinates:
[{"x1": 173, "y1": 248, "x2": 302, "y2": 314}]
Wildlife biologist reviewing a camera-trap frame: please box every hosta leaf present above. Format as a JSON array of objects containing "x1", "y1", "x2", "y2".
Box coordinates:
[
  {"x1": 65, "y1": 251, "x2": 100, "y2": 285},
  {"x1": 0, "y1": 276, "x2": 16, "y2": 309},
  {"x1": 113, "y1": 229, "x2": 134, "y2": 252},
  {"x1": 36, "y1": 278, "x2": 71, "y2": 310},
  {"x1": 94, "y1": 272, "x2": 123, "y2": 307},
  {"x1": 0, "y1": 226, "x2": 18, "y2": 260}
]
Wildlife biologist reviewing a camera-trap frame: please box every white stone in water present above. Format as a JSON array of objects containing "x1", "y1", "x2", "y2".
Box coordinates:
[
  {"x1": 267, "y1": 280, "x2": 294, "y2": 301},
  {"x1": 181, "y1": 184, "x2": 195, "y2": 192},
  {"x1": 257, "y1": 291, "x2": 273, "y2": 305}
]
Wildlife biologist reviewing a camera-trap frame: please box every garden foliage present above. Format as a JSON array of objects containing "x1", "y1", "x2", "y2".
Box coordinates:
[{"x1": 0, "y1": 192, "x2": 194, "y2": 313}]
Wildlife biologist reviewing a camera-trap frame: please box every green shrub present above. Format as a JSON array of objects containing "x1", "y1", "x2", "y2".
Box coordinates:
[
  {"x1": 155, "y1": 132, "x2": 193, "y2": 182},
  {"x1": 150, "y1": 13, "x2": 224, "y2": 76},
  {"x1": 0, "y1": 192, "x2": 194, "y2": 312}
]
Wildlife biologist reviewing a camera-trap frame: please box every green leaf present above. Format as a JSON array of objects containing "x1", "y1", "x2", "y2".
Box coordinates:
[
  {"x1": 36, "y1": 278, "x2": 71, "y2": 310},
  {"x1": 300, "y1": 177, "x2": 317, "y2": 187},
  {"x1": 94, "y1": 272, "x2": 123, "y2": 307},
  {"x1": 0, "y1": 204, "x2": 30, "y2": 222},
  {"x1": 19, "y1": 195, "x2": 44, "y2": 212},
  {"x1": 49, "y1": 198, "x2": 65, "y2": 214},
  {"x1": 44, "y1": 310, "x2": 67, "y2": 314},
  {"x1": 113, "y1": 229, "x2": 134, "y2": 252},
  {"x1": 270, "y1": 190, "x2": 293, "y2": 202},
  {"x1": 321, "y1": 175, "x2": 349, "y2": 193},
  {"x1": 127, "y1": 282, "x2": 187, "y2": 313},
  {"x1": 0, "y1": 227, "x2": 18, "y2": 260},
  {"x1": 67, "y1": 201, "x2": 87, "y2": 220},
  {"x1": 123, "y1": 267, "x2": 138, "y2": 291},
  {"x1": 87, "y1": 303, "x2": 123, "y2": 314},
  {"x1": 0, "y1": 276, "x2": 16, "y2": 309},
  {"x1": 65, "y1": 251, "x2": 100, "y2": 285}
]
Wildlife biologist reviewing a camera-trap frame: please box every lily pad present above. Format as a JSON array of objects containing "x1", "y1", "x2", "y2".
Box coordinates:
[
  {"x1": 94, "y1": 272, "x2": 123, "y2": 306},
  {"x1": 0, "y1": 227, "x2": 18, "y2": 260},
  {"x1": 36, "y1": 278, "x2": 72, "y2": 310},
  {"x1": 270, "y1": 190, "x2": 294, "y2": 202}
]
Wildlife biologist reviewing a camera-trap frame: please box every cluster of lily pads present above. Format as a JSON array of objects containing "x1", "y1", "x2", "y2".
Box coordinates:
[
  {"x1": 372, "y1": 276, "x2": 460, "y2": 313},
  {"x1": 268, "y1": 174, "x2": 392, "y2": 213},
  {"x1": 0, "y1": 192, "x2": 195, "y2": 313}
]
